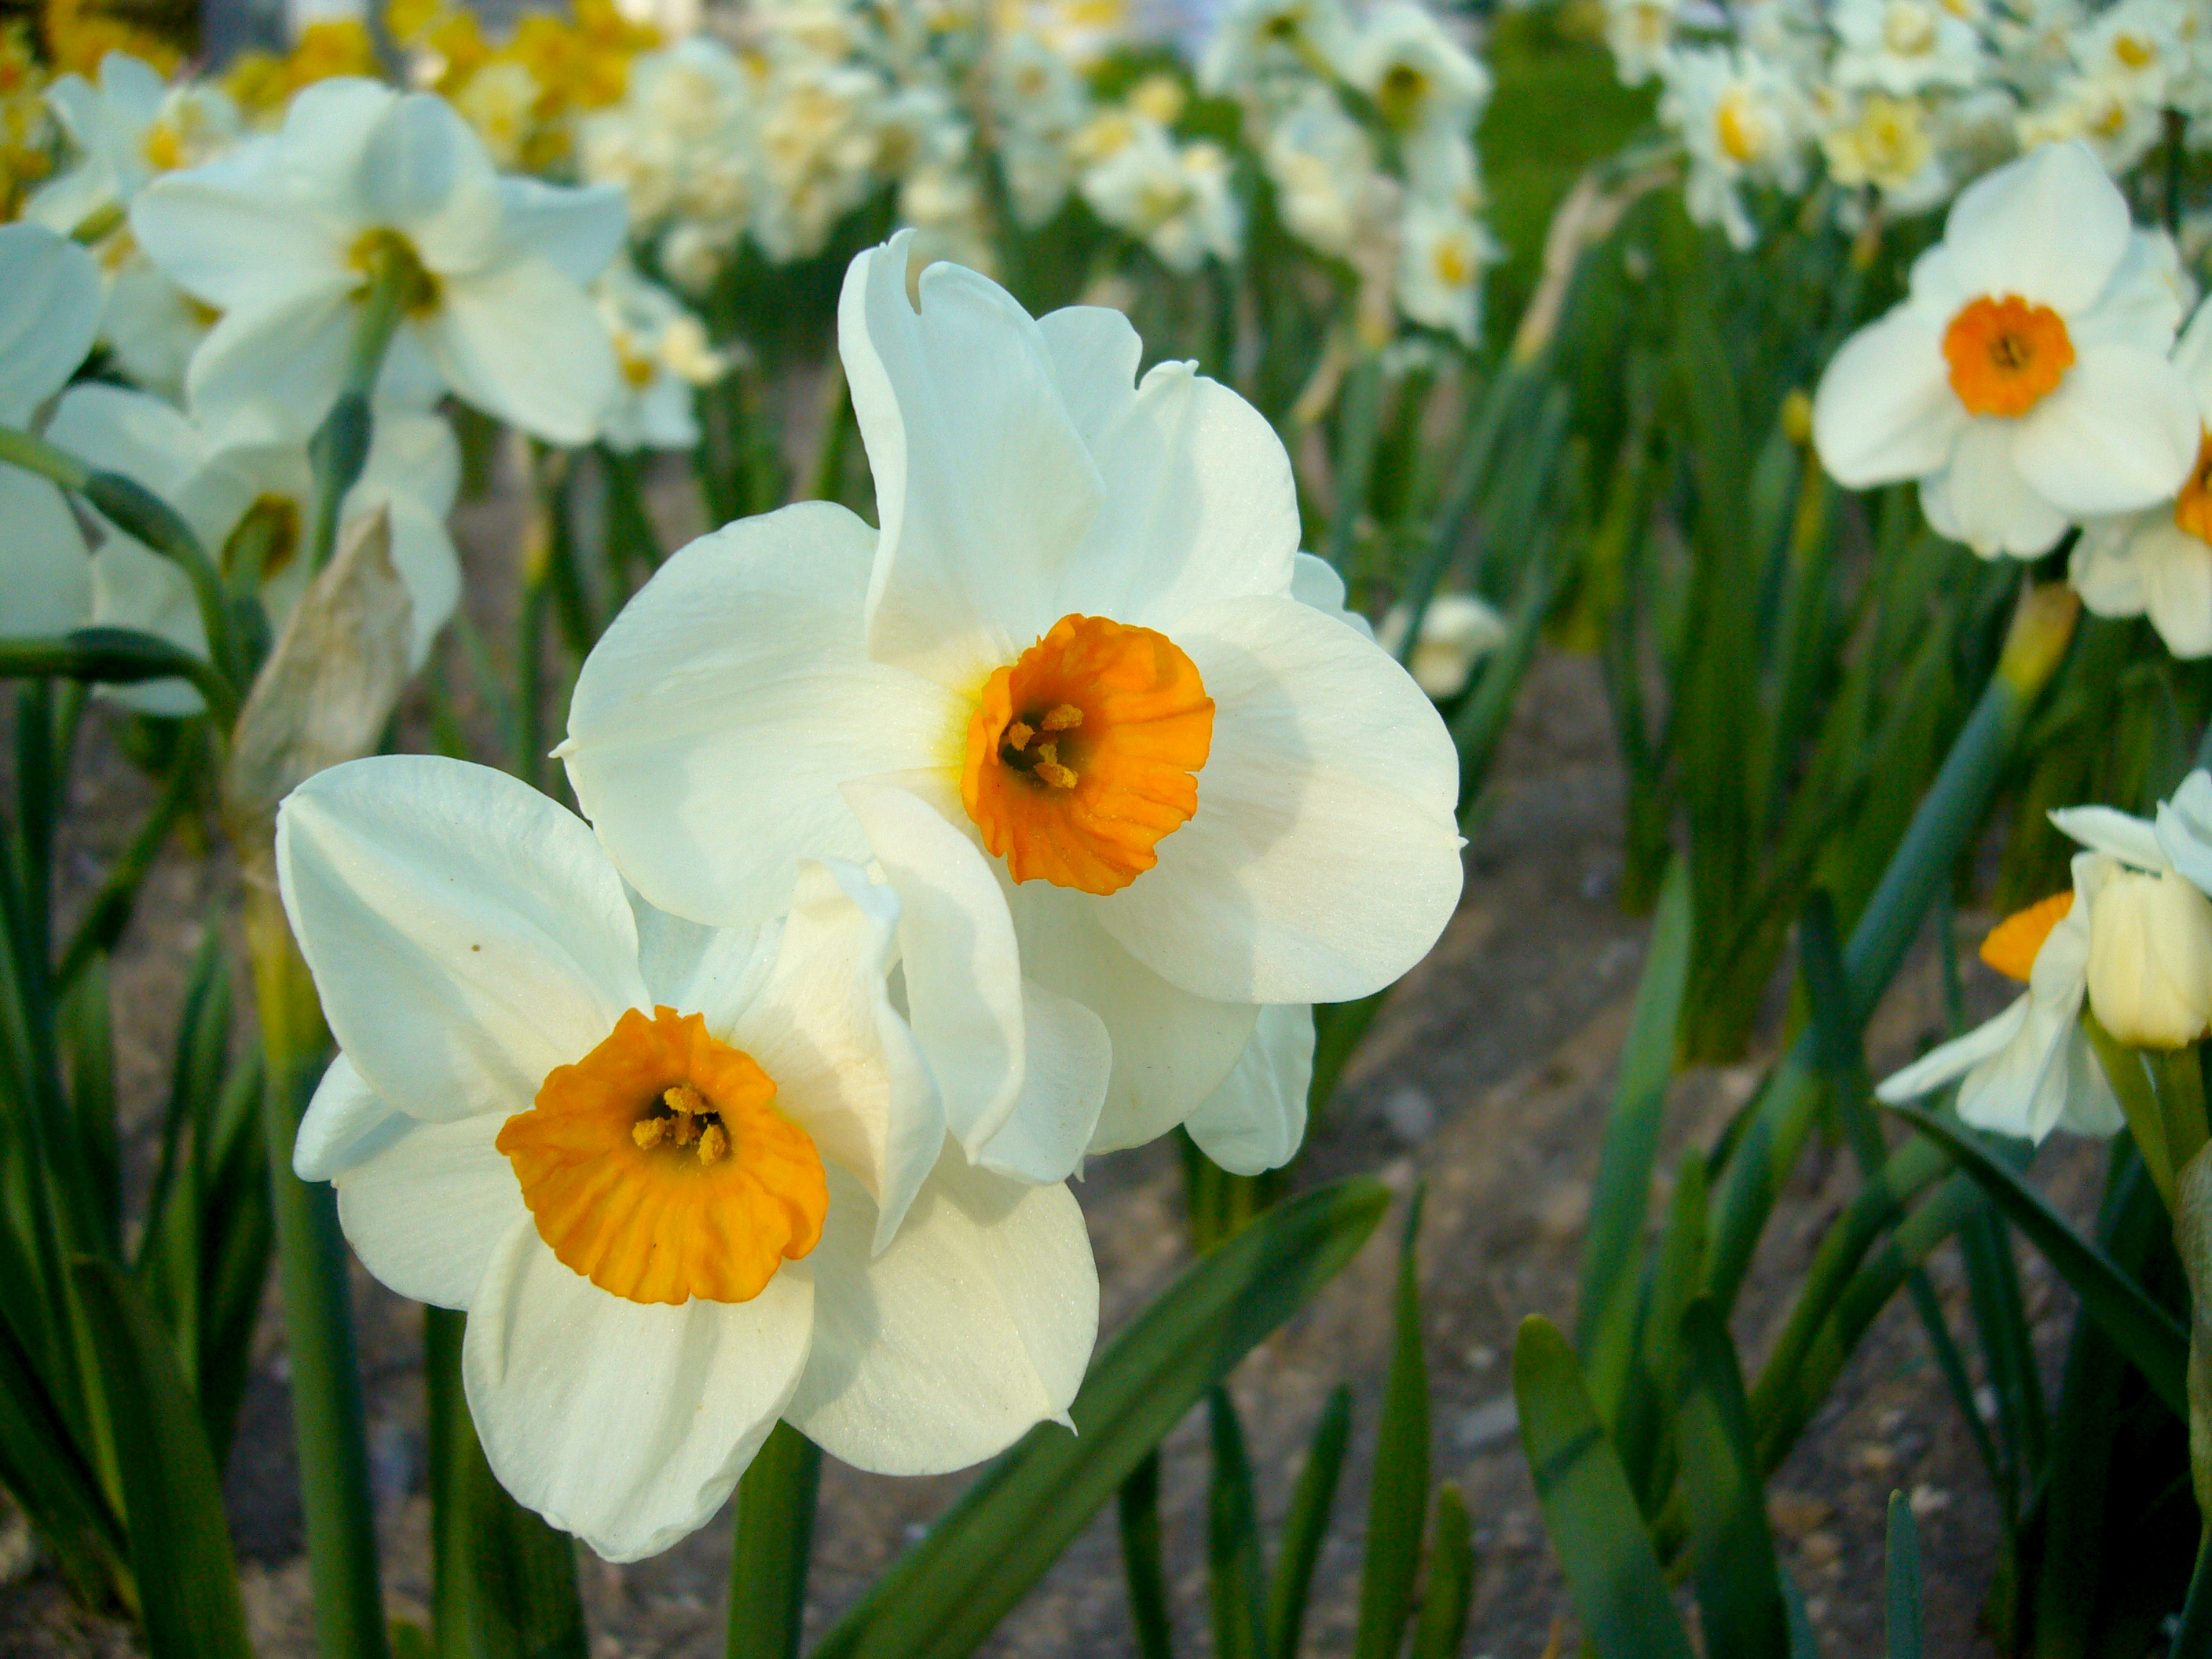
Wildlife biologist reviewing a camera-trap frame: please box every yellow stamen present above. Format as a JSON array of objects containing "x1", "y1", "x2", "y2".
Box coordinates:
[
  {"x1": 697, "y1": 1121, "x2": 728, "y2": 1164},
  {"x1": 1041, "y1": 704, "x2": 1084, "y2": 731},
  {"x1": 631, "y1": 1115, "x2": 666, "y2": 1149},
  {"x1": 1005, "y1": 720, "x2": 1035, "y2": 751}
]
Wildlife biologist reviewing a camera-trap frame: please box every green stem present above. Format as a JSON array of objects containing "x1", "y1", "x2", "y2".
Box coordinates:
[
  {"x1": 2178, "y1": 1529, "x2": 2212, "y2": 1659},
  {"x1": 728, "y1": 1420, "x2": 821, "y2": 1659},
  {"x1": 0, "y1": 631, "x2": 238, "y2": 732},
  {"x1": 54, "y1": 724, "x2": 199, "y2": 992},
  {"x1": 1319, "y1": 356, "x2": 1385, "y2": 576},
  {"x1": 246, "y1": 887, "x2": 390, "y2": 1659},
  {"x1": 308, "y1": 247, "x2": 410, "y2": 576},
  {"x1": 0, "y1": 423, "x2": 90, "y2": 489}
]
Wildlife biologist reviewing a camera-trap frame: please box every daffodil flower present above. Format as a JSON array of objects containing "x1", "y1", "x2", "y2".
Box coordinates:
[
  {"x1": 563, "y1": 233, "x2": 1463, "y2": 1181},
  {"x1": 1812, "y1": 139, "x2": 2199, "y2": 558},
  {"x1": 130, "y1": 79, "x2": 624, "y2": 444},
  {"x1": 0, "y1": 222, "x2": 101, "y2": 639},
  {"x1": 280, "y1": 756, "x2": 1097, "y2": 1562},
  {"x1": 25, "y1": 49, "x2": 238, "y2": 236},
  {"x1": 37, "y1": 382, "x2": 460, "y2": 716}
]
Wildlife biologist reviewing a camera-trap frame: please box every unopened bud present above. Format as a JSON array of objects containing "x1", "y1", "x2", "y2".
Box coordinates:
[{"x1": 2085, "y1": 863, "x2": 2212, "y2": 1049}]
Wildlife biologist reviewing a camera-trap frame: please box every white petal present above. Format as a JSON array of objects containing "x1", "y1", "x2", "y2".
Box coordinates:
[
  {"x1": 463, "y1": 1218, "x2": 813, "y2": 1562},
  {"x1": 183, "y1": 279, "x2": 358, "y2": 435},
  {"x1": 1038, "y1": 346, "x2": 1299, "y2": 627},
  {"x1": 420, "y1": 258, "x2": 617, "y2": 445},
  {"x1": 734, "y1": 859, "x2": 943, "y2": 1252},
  {"x1": 129, "y1": 143, "x2": 351, "y2": 313},
  {"x1": 1919, "y1": 419, "x2": 2069, "y2": 558},
  {"x1": 2012, "y1": 346, "x2": 2200, "y2": 516},
  {"x1": 971, "y1": 979, "x2": 1111, "y2": 1184},
  {"x1": 2050, "y1": 803, "x2": 2167, "y2": 869},
  {"x1": 1942, "y1": 140, "x2": 2128, "y2": 317},
  {"x1": 1290, "y1": 552, "x2": 1375, "y2": 639},
  {"x1": 276, "y1": 755, "x2": 648, "y2": 1124},
  {"x1": 1811, "y1": 308, "x2": 1963, "y2": 489},
  {"x1": 274, "y1": 78, "x2": 397, "y2": 203},
  {"x1": 2067, "y1": 516, "x2": 2153, "y2": 619},
  {"x1": 840, "y1": 233, "x2": 1106, "y2": 687},
  {"x1": 2177, "y1": 295, "x2": 2212, "y2": 410},
  {"x1": 357, "y1": 92, "x2": 499, "y2": 269},
  {"x1": 1009, "y1": 884, "x2": 1258, "y2": 1152},
  {"x1": 360, "y1": 494, "x2": 460, "y2": 669},
  {"x1": 87, "y1": 537, "x2": 204, "y2": 716},
  {"x1": 2155, "y1": 771, "x2": 2212, "y2": 895},
  {"x1": 563, "y1": 503, "x2": 960, "y2": 932},
  {"x1": 0, "y1": 223, "x2": 101, "y2": 423},
  {"x1": 1094, "y1": 593, "x2": 1463, "y2": 1004},
  {"x1": 1034, "y1": 303, "x2": 1143, "y2": 439},
  {"x1": 2053, "y1": 1027, "x2": 2126, "y2": 1137},
  {"x1": 1181, "y1": 1003, "x2": 1313, "y2": 1176},
  {"x1": 2139, "y1": 526, "x2": 2212, "y2": 658},
  {"x1": 784, "y1": 1157, "x2": 1094, "y2": 1475},
  {"x1": 1873, "y1": 995, "x2": 2028, "y2": 1102},
  {"x1": 841, "y1": 778, "x2": 1086, "y2": 1165},
  {"x1": 1953, "y1": 995, "x2": 2074, "y2": 1142},
  {"x1": 335, "y1": 1110, "x2": 525, "y2": 1309},
  {"x1": 294, "y1": 1052, "x2": 400, "y2": 1180},
  {"x1": 496, "y1": 178, "x2": 628, "y2": 286},
  {"x1": 632, "y1": 902, "x2": 776, "y2": 1031},
  {"x1": 0, "y1": 469, "x2": 91, "y2": 636}
]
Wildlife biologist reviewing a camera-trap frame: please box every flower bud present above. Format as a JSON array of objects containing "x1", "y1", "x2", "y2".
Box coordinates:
[{"x1": 2085, "y1": 864, "x2": 2212, "y2": 1049}]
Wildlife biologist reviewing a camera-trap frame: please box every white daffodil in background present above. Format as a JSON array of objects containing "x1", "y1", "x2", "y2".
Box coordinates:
[
  {"x1": 2053, "y1": 797, "x2": 2212, "y2": 1049},
  {"x1": 594, "y1": 258, "x2": 731, "y2": 453},
  {"x1": 280, "y1": 755, "x2": 1097, "y2": 1562},
  {"x1": 37, "y1": 383, "x2": 460, "y2": 715},
  {"x1": 2071, "y1": 296, "x2": 2212, "y2": 656},
  {"x1": 1393, "y1": 200, "x2": 1496, "y2": 347},
  {"x1": 1377, "y1": 591, "x2": 1509, "y2": 698},
  {"x1": 1812, "y1": 139, "x2": 2200, "y2": 558},
  {"x1": 0, "y1": 222, "x2": 101, "y2": 639},
  {"x1": 131, "y1": 79, "x2": 624, "y2": 444},
  {"x1": 564, "y1": 233, "x2": 1463, "y2": 1185},
  {"x1": 1874, "y1": 862, "x2": 2122, "y2": 1141},
  {"x1": 1659, "y1": 46, "x2": 1811, "y2": 251},
  {"x1": 25, "y1": 50, "x2": 239, "y2": 237}
]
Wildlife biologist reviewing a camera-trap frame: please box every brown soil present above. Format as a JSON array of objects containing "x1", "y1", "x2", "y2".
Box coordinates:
[{"x1": 0, "y1": 440, "x2": 2104, "y2": 1658}]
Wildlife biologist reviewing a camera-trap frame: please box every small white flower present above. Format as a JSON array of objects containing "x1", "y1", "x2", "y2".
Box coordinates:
[
  {"x1": 595, "y1": 260, "x2": 728, "y2": 453},
  {"x1": 1831, "y1": 0, "x2": 1988, "y2": 97},
  {"x1": 280, "y1": 755, "x2": 1097, "y2": 1562},
  {"x1": 1378, "y1": 591, "x2": 1507, "y2": 698},
  {"x1": 132, "y1": 79, "x2": 625, "y2": 444},
  {"x1": 26, "y1": 51, "x2": 240, "y2": 237},
  {"x1": 1393, "y1": 200, "x2": 1494, "y2": 346},
  {"x1": 1812, "y1": 141, "x2": 2199, "y2": 558},
  {"x1": 1660, "y1": 46, "x2": 1810, "y2": 250}
]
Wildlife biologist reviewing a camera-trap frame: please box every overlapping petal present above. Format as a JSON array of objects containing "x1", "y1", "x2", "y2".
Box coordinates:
[
  {"x1": 1809, "y1": 307, "x2": 1961, "y2": 489},
  {"x1": 1941, "y1": 139, "x2": 2127, "y2": 316},
  {"x1": 0, "y1": 223, "x2": 102, "y2": 425},
  {"x1": 335, "y1": 1111, "x2": 526, "y2": 1309},
  {"x1": 2013, "y1": 344, "x2": 2199, "y2": 515},
  {"x1": 1181, "y1": 1002, "x2": 1313, "y2": 1176}
]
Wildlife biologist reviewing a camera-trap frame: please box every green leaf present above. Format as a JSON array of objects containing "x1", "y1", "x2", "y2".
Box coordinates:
[
  {"x1": 1891, "y1": 1104, "x2": 2187, "y2": 1418},
  {"x1": 1119, "y1": 1452, "x2": 1175, "y2": 1659},
  {"x1": 1885, "y1": 1492, "x2": 1921, "y2": 1659},
  {"x1": 813, "y1": 1176, "x2": 1390, "y2": 1659},
  {"x1": 729, "y1": 1420, "x2": 820, "y2": 1659},
  {"x1": 1675, "y1": 1298, "x2": 1788, "y2": 1659},
  {"x1": 1353, "y1": 1191, "x2": 1430, "y2": 1659},
  {"x1": 1264, "y1": 1386, "x2": 1350, "y2": 1659},
  {"x1": 1577, "y1": 858, "x2": 1693, "y2": 1434},
  {"x1": 1409, "y1": 1485, "x2": 1474, "y2": 1659},
  {"x1": 0, "y1": 1301, "x2": 124, "y2": 1602},
  {"x1": 423, "y1": 1307, "x2": 587, "y2": 1659},
  {"x1": 1207, "y1": 1388, "x2": 1269, "y2": 1659},
  {"x1": 68, "y1": 1257, "x2": 250, "y2": 1658},
  {"x1": 1513, "y1": 1315, "x2": 1695, "y2": 1659},
  {"x1": 1616, "y1": 1151, "x2": 1707, "y2": 1513}
]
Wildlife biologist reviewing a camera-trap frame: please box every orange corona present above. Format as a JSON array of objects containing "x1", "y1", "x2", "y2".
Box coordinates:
[
  {"x1": 1979, "y1": 889, "x2": 2074, "y2": 982},
  {"x1": 497, "y1": 1006, "x2": 826, "y2": 1306},
  {"x1": 2176, "y1": 428, "x2": 2212, "y2": 544},
  {"x1": 1943, "y1": 294, "x2": 2074, "y2": 419},
  {"x1": 961, "y1": 613, "x2": 1216, "y2": 896}
]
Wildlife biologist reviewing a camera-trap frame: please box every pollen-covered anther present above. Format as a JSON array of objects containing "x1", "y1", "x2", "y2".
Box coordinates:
[
  {"x1": 962, "y1": 613, "x2": 1215, "y2": 895},
  {"x1": 697, "y1": 1121, "x2": 729, "y2": 1164}
]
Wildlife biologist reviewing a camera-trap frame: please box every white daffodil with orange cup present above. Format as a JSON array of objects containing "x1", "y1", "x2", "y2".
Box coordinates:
[
  {"x1": 1877, "y1": 782, "x2": 2212, "y2": 1141},
  {"x1": 562, "y1": 231, "x2": 1465, "y2": 1185},
  {"x1": 1811, "y1": 138, "x2": 2200, "y2": 558},
  {"x1": 279, "y1": 755, "x2": 1097, "y2": 1562}
]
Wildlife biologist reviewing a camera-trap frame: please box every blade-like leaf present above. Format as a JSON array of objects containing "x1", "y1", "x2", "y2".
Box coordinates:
[
  {"x1": 1892, "y1": 1104, "x2": 2186, "y2": 1416},
  {"x1": 1513, "y1": 1315, "x2": 1695, "y2": 1659},
  {"x1": 68, "y1": 1257, "x2": 250, "y2": 1658},
  {"x1": 1207, "y1": 1387, "x2": 1269, "y2": 1659},
  {"x1": 1675, "y1": 1298, "x2": 1789, "y2": 1658},
  {"x1": 813, "y1": 1176, "x2": 1390, "y2": 1659},
  {"x1": 1578, "y1": 858, "x2": 1692, "y2": 1433},
  {"x1": 1353, "y1": 1190, "x2": 1430, "y2": 1659},
  {"x1": 1119, "y1": 1452, "x2": 1175, "y2": 1659},
  {"x1": 1410, "y1": 1485, "x2": 1474, "y2": 1659},
  {"x1": 0, "y1": 1302, "x2": 123, "y2": 1601},
  {"x1": 1265, "y1": 1386, "x2": 1351, "y2": 1659},
  {"x1": 1885, "y1": 1492, "x2": 1921, "y2": 1659}
]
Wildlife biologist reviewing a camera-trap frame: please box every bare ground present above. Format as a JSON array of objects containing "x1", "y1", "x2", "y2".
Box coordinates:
[{"x1": 0, "y1": 443, "x2": 2106, "y2": 1657}]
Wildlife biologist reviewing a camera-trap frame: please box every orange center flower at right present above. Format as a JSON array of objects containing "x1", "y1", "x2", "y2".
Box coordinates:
[{"x1": 961, "y1": 613, "x2": 1217, "y2": 896}]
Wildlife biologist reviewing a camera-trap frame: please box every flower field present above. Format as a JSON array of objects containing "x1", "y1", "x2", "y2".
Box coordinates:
[{"x1": 0, "y1": 0, "x2": 2209, "y2": 1652}]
